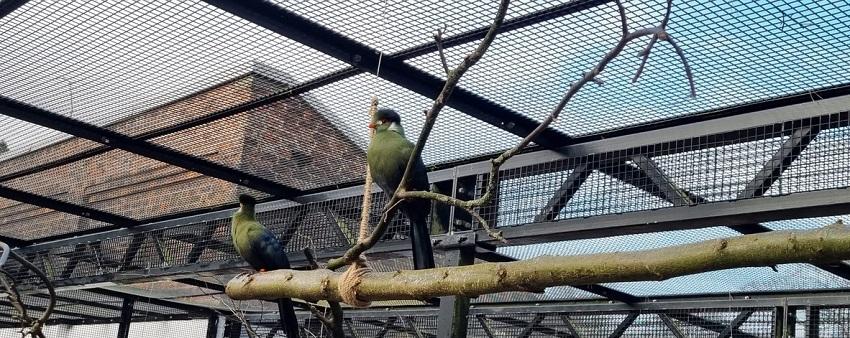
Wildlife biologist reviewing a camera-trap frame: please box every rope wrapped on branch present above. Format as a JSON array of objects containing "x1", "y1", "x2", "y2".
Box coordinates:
[{"x1": 228, "y1": 221, "x2": 850, "y2": 304}]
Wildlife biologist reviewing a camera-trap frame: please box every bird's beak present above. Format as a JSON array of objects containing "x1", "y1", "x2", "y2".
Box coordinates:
[{"x1": 368, "y1": 123, "x2": 376, "y2": 129}]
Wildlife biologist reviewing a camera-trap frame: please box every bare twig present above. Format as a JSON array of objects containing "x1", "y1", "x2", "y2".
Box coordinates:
[
  {"x1": 632, "y1": 36, "x2": 657, "y2": 83},
  {"x1": 2, "y1": 251, "x2": 54, "y2": 338},
  {"x1": 399, "y1": 0, "x2": 696, "y2": 230},
  {"x1": 628, "y1": 0, "x2": 694, "y2": 97},
  {"x1": 434, "y1": 24, "x2": 451, "y2": 75},
  {"x1": 615, "y1": 0, "x2": 628, "y2": 35},
  {"x1": 665, "y1": 35, "x2": 696, "y2": 98}
]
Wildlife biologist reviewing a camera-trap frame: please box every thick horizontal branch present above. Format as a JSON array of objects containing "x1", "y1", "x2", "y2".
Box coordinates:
[{"x1": 228, "y1": 221, "x2": 850, "y2": 303}]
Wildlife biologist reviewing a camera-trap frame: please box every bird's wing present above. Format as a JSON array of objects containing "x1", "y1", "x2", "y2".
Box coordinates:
[{"x1": 247, "y1": 225, "x2": 292, "y2": 270}]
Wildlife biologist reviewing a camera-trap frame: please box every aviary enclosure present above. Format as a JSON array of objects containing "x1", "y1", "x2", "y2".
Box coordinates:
[{"x1": 0, "y1": 0, "x2": 849, "y2": 337}]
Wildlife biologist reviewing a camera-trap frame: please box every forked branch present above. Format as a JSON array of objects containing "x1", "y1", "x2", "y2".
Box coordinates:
[
  {"x1": 326, "y1": 0, "x2": 511, "y2": 270},
  {"x1": 398, "y1": 0, "x2": 696, "y2": 235}
]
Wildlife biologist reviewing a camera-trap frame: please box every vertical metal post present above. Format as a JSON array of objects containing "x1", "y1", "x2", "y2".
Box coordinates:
[
  {"x1": 435, "y1": 232, "x2": 476, "y2": 338},
  {"x1": 224, "y1": 320, "x2": 242, "y2": 338},
  {"x1": 776, "y1": 305, "x2": 797, "y2": 338},
  {"x1": 116, "y1": 298, "x2": 134, "y2": 338},
  {"x1": 805, "y1": 306, "x2": 819, "y2": 338},
  {"x1": 774, "y1": 305, "x2": 797, "y2": 338},
  {"x1": 206, "y1": 313, "x2": 220, "y2": 338}
]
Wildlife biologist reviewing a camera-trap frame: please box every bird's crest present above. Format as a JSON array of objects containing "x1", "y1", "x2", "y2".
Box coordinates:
[
  {"x1": 238, "y1": 194, "x2": 257, "y2": 206},
  {"x1": 371, "y1": 108, "x2": 405, "y2": 136}
]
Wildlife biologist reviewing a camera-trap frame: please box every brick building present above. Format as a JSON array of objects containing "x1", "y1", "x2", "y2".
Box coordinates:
[{"x1": 0, "y1": 67, "x2": 366, "y2": 240}]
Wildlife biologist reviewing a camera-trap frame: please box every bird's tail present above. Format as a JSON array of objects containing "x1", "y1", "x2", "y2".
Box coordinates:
[
  {"x1": 277, "y1": 298, "x2": 300, "y2": 338},
  {"x1": 407, "y1": 203, "x2": 435, "y2": 270}
]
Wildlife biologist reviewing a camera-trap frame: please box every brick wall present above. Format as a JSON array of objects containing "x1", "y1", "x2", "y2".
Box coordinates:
[{"x1": 0, "y1": 73, "x2": 365, "y2": 240}]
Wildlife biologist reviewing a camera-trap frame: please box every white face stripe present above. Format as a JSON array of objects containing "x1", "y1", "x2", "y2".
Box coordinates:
[{"x1": 387, "y1": 121, "x2": 405, "y2": 135}]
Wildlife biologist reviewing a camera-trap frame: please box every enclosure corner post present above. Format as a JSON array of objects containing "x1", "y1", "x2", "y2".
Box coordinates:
[
  {"x1": 435, "y1": 232, "x2": 476, "y2": 338},
  {"x1": 116, "y1": 298, "x2": 134, "y2": 338},
  {"x1": 205, "y1": 313, "x2": 221, "y2": 338}
]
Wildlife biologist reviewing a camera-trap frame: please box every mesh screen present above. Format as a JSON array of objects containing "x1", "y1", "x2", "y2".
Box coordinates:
[
  {"x1": 409, "y1": 1, "x2": 850, "y2": 135},
  {"x1": 0, "y1": 0, "x2": 847, "y2": 246},
  {"x1": 808, "y1": 306, "x2": 850, "y2": 338},
  {"x1": 470, "y1": 308, "x2": 776, "y2": 337}
]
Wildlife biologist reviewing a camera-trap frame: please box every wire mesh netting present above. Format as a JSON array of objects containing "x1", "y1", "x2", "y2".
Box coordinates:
[
  {"x1": 1, "y1": 0, "x2": 850, "y2": 334},
  {"x1": 466, "y1": 308, "x2": 777, "y2": 337},
  {"x1": 0, "y1": 111, "x2": 847, "y2": 298}
]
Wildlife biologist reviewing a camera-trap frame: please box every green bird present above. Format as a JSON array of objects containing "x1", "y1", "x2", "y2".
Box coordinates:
[
  {"x1": 231, "y1": 194, "x2": 300, "y2": 338},
  {"x1": 367, "y1": 108, "x2": 435, "y2": 270}
]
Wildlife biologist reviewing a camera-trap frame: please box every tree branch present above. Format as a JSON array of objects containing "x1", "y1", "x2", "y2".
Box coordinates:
[
  {"x1": 326, "y1": 0, "x2": 511, "y2": 269},
  {"x1": 397, "y1": 0, "x2": 696, "y2": 236},
  {"x1": 434, "y1": 24, "x2": 450, "y2": 75},
  {"x1": 228, "y1": 221, "x2": 850, "y2": 303}
]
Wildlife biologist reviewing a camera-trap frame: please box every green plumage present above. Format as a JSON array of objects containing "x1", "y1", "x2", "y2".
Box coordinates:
[
  {"x1": 367, "y1": 108, "x2": 435, "y2": 270},
  {"x1": 230, "y1": 195, "x2": 300, "y2": 337}
]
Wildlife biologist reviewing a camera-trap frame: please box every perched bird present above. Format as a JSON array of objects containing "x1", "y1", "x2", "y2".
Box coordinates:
[
  {"x1": 231, "y1": 194, "x2": 300, "y2": 338},
  {"x1": 367, "y1": 108, "x2": 435, "y2": 270}
]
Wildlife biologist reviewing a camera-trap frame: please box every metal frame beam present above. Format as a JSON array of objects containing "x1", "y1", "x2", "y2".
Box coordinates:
[
  {"x1": 0, "y1": 96, "x2": 303, "y2": 198},
  {"x1": 0, "y1": 299, "x2": 111, "y2": 321},
  {"x1": 28, "y1": 293, "x2": 173, "y2": 320},
  {"x1": 630, "y1": 155, "x2": 693, "y2": 206},
  {"x1": 88, "y1": 288, "x2": 214, "y2": 315},
  {"x1": 570, "y1": 85, "x2": 850, "y2": 145},
  {"x1": 666, "y1": 312, "x2": 755, "y2": 338},
  {"x1": 558, "y1": 314, "x2": 581, "y2": 337},
  {"x1": 609, "y1": 312, "x2": 639, "y2": 338},
  {"x1": 371, "y1": 317, "x2": 398, "y2": 338},
  {"x1": 717, "y1": 310, "x2": 754, "y2": 338},
  {"x1": 534, "y1": 163, "x2": 591, "y2": 222},
  {"x1": 732, "y1": 126, "x2": 819, "y2": 235},
  {"x1": 739, "y1": 126, "x2": 819, "y2": 200},
  {"x1": 517, "y1": 313, "x2": 546, "y2": 338},
  {"x1": 475, "y1": 314, "x2": 497, "y2": 338},
  {"x1": 0, "y1": 185, "x2": 138, "y2": 227},
  {"x1": 658, "y1": 314, "x2": 686, "y2": 338},
  {"x1": 481, "y1": 187, "x2": 850, "y2": 246},
  {"x1": 201, "y1": 0, "x2": 573, "y2": 149},
  {"x1": 489, "y1": 314, "x2": 573, "y2": 337},
  {"x1": 0, "y1": 0, "x2": 28, "y2": 20}
]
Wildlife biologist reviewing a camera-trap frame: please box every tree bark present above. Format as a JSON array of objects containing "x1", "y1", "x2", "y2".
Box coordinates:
[{"x1": 227, "y1": 221, "x2": 850, "y2": 304}]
